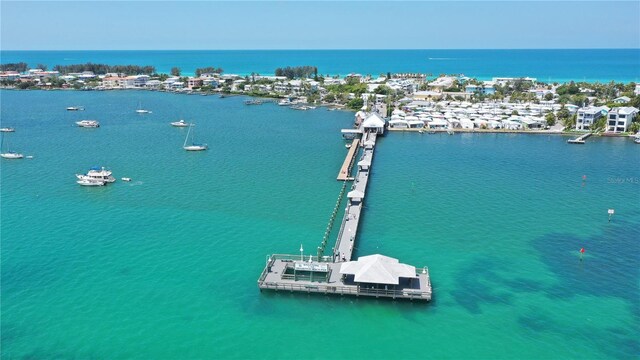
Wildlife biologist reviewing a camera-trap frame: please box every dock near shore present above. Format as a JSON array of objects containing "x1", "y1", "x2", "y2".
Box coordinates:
[
  {"x1": 568, "y1": 132, "x2": 593, "y2": 144},
  {"x1": 337, "y1": 139, "x2": 359, "y2": 181},
  {"x1": 258, "y1": 126, "x2": 432, "y2": 301}
]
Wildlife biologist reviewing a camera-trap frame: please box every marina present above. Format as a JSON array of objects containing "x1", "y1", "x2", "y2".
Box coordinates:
[{"x1": 258, "y1": 113, "x2": 432, "y2": 301}]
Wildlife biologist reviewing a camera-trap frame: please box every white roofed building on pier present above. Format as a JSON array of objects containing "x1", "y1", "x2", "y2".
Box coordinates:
[{"x1": 360, "y1": 113, "x2": 386, "y2": 135}]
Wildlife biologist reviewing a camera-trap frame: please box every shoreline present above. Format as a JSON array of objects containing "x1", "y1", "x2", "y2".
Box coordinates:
[
  {"x1": 3, "y1": 49, "x2": 639, "y2": 84},
  {"x1": 2, "y1": 88, "x2": 637, "y2": 137},
  {"x1": 386, "y1": 128, "x2": 634, "y2": 137}
]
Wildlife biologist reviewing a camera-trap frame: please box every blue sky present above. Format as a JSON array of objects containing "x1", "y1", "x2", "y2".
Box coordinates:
[{"x1": 1, "y1": 1, "x2": 639, "y2": 50}]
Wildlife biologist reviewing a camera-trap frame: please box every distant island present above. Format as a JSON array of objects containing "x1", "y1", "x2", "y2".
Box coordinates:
[{"x1": 1, "y1": 62, "x2": 639, "y2": 134}]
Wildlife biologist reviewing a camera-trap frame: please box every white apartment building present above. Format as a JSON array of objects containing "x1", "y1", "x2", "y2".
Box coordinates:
[
  {"x1": 576, "y1": 106, "x2": 609, "y2": 131},
  {"x1": 606, "y1": 107, "x2": 638, "y2": 133}
]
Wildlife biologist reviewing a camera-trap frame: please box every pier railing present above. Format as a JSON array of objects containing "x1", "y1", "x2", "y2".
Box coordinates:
[
  {"x1": 318, "y1": 180, "x2": 349, "y2": 259},
  {"x1": 258, "y1": 281, "x2": 431, "y2": 300},
  {"x1": 268, "y1": 254, "x2": 334, "y2": 262}
]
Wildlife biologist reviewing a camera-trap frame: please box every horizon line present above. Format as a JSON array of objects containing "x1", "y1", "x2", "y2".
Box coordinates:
[{"x1": 2, "y1": 48, "x2": 639, "y2": 52}]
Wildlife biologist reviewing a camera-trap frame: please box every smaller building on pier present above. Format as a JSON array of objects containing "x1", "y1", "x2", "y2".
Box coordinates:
[{"x1": 360, "y1": 113, "x2": 386, "y2": 135}]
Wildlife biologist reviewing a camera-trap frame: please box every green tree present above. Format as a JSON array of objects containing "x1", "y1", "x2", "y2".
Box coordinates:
[
  {"x1": 556, "y1": 106, "x2": 571, "y2": 123},
  {"x1": 347, "y1": 98, "x2": 364, "y2": 110},
  {"x1": 16, "y1": 81, "x2": 35, "y2": 89},
  {"x1": 171, "y1": 67, "x2": 181, "y2": 76},
  {"x1": 513, "y1": 79, "x2": 532, "y2": 92},
  {"x1": 592, "y1": 116, "x2": 606, "y2": 131},
  {"x1": 0, "y1": 62, "x2": 28, "y2": 72},
  {"x1": 571, "y1": 94, "x2": 588, "y2": 107},
  {"x1": 545, "y1": 112, "x2": 556, "y2": 126},
  {"x1": 556, "y1": 82, "x2": 579, "y2": 95},
  {"x1": 374, "y1": 85, "x2": 392, "y2": 95},
  {"x1": 195, "y1": 67, "x2": 223, "y2": 77},
  {"x1": 346, "y1": 76, "x2": 360, "y2": 86},
  {"x1": 563, "y1": 114, "x2": 577, "y2": 130},
  {"x1": 544, "y1": 93, "x2": 554, "y2": 101}
]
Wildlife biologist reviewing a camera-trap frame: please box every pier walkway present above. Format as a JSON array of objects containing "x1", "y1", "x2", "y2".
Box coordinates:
[
  {"x1": 337, "y1": 139, "x2": 359, "y2": 181},
  {"x1": 333, "y1": 132, "x2": 376, "y2": 262}
]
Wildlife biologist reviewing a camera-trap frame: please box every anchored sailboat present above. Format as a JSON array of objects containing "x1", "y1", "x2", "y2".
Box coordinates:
[
  {"x1": 135, "y1": 101, "x2": 151, "y2": 114},
  {"x1": 0, "y1": 134, "x2": 24, "y2": 159},
  {"x1": 183, "y1": 124, "x2": 208, "y2": 151}
]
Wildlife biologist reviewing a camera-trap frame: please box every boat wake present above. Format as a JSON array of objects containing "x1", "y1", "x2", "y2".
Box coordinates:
[{"x1": 428, "y1": 57, "x2": 457, "y2": 60}]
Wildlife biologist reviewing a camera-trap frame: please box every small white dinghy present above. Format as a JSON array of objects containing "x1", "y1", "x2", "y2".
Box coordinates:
[{"x1": 171, "y1": 120, "x2": 190, "y2": 127}]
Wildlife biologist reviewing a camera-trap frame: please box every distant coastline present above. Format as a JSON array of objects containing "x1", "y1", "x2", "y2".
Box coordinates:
[
  {"x1": 1, "y1": 49, "x2": 639, "y2": 83},
  {"x1": 3, "y1": 51, "x2": 639, "y2": 136}
]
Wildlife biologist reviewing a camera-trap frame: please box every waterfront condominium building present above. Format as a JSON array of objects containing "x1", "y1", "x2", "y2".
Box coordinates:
[
  {"x1": 606, "y1": 107, "x2": 639, "y2": 133},
  {"x1": 576, "y1": 106, "x2": 609, "y2": 131}
]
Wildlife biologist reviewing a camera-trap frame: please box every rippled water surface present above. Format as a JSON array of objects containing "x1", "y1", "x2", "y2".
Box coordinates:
[{"x1": 1, "y1": 90, "x2": 639, "y2": 359}]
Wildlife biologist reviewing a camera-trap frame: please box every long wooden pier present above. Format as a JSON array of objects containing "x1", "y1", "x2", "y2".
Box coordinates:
[
  {"x1": 336, "y1": 139, "x2": 359, "y2": 181},
  {"x1": 258, "y1": 126, "x2": 432, "y2": 301}
]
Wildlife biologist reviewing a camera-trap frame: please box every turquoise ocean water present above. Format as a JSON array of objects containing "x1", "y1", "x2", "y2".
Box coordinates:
[
  {"x1": 1, "y1": 89, "x2": 639, "y2": 359},
  {"x1": 2, "y1": 49, "x2": 640, "y2": 82}
]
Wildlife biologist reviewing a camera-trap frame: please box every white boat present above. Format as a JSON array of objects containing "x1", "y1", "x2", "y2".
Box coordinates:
[
  {"x1": 76, "y1": 166, "x2": 116, "y2": 183},
  {"x1": 135, "y1": 102, "x2": 151, "y2": 114},
  {"x1": 278, "y1": 99, "x2": 293, "y2": 106},
  {"x1": 0, "y1": 127, "x2": 15, "y2": 132},
  {"x1": 76, "y1": 120, "x2": 100, "y2": 128},
  {"x1": 121, "y1": 177, "x2": 132, "y2": 182},
  {"x1": 1, "y1": 135, "x2": 23, "y2": 159},
  {"x1": 170, "y1": 120, "x2": 190, "y2": 127},
  {"x1": 183, "y1": 124, "x2": 208, "y2": 151},
  {"x1": 1, "y1": 152, "x2": 24, "y2": 159},
  {"x1": 77, "y1": 178, "x2": 105, "y2": 186},
  {"x1": 345, "y1": 144, "x2": 351, "y2": 149},
  {"x1": 67, "y1": 106, "x2": 84, "y2": 111}
]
